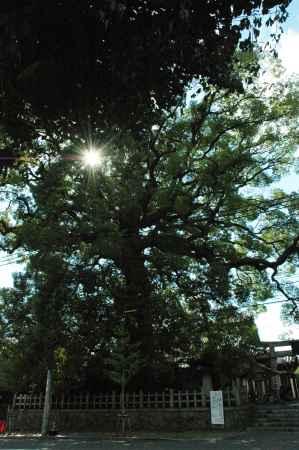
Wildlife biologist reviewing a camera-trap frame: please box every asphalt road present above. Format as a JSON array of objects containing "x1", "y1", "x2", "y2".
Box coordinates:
[{"x1": 1, "y1": 433, "x2": 299, "y2": 450}]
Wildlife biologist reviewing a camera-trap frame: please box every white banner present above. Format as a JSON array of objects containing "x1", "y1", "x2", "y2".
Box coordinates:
[{"x1": 210, "y1": 390, "x2": 224, "y2": 425}]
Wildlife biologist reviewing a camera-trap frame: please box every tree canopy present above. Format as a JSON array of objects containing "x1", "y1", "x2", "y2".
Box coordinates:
[
  {"x1": 1, "y1": 59, "x2": 299, "y2": 389},
  {"x1": 0, "y1": 0, "x2": 292, "y2": 169}
]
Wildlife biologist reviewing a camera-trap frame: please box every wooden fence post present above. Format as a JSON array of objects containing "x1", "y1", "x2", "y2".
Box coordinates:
[
  {"x1": 162, "y1": 391, "x2": 166, "y2": 408},
  {"x1": 147, "y1": 392, "x2": 150, "y2": 408},
  {"x1": 112, "y1": 391, "x2": 116, "y2": 409},
  {"x1": 185, "y1": 390, "x2": 189, "y2": 408},
  {"x1": 60, "y1": 393, "x2": 65, "y2": 410},
  {"x1": 169, "y1": 389, "x2": 174, "y2": 408},
  {"x1": 193, "y1": 390, "x2": 197, "y2": 408},
  {"x1": 12, "y1": 393, "x2": 17, "y2": 410},
  {"x1": 201, "y1": 389, "x2": 206, "y2": 407},
  {"x1": 139, "y1": 389, "x2": 143, "y2": 409},
  {"x1": 154, "y1": 392, "x2": 158, "y2": 408},
  {"x1": 226, "y1": 388, "x2": 232, "y2": 407},
  {"x1": 178, "y1": 391, "x2": 182, "y2": 408}
]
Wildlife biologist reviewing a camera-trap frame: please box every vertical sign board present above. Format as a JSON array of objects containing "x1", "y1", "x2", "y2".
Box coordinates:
[{"x1": 210, "y1": 391, "x2": 224, "y2": 425}]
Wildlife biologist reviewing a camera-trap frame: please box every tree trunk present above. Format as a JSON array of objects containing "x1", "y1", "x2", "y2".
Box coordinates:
[
  {"x1": 41, "y1": 368, "x2": 52, "y2": 436},
  {"x1": 120, "y1": 238, "x2": 154, "y2": 362}
]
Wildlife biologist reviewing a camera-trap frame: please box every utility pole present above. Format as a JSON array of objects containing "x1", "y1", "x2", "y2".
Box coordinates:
[{"x1": 41, "y1": 368, "x2": 52, "y2": 436}]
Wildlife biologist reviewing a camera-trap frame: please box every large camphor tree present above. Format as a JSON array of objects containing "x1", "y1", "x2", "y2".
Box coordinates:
[{"x1": 0, "y1": 59, "x2": 299, "y2": 387}]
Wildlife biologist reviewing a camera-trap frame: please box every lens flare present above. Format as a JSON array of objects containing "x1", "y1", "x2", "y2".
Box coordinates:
[{"x1": 83, "y1": 148, "x2": 101, "y2": 168}]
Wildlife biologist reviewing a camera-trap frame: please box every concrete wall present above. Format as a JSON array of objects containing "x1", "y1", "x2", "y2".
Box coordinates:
[{"x1": 7, "y1": 405, "x2": 255, "y2": 433}]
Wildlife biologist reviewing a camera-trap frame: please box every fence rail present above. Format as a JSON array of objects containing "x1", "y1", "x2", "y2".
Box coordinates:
[{"x1": 11, "y1": 388, "x2": 240, "y2": 410}]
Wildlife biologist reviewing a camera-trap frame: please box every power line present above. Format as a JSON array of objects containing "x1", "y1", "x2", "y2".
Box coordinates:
[
  {"x1": 0, "y1": 258, "x2": 25, "y2": 268},
  {"x1": 264, "y1": 274, "x2": 299, "y2": 282},
  {"x1": 0, "y1": 254, "x2": 25, "y2": 261},
  {"x1": 250, "y1": 299, "x2": 293, "y2": 307},
  {"x1": 0, "y1": 258, "x2": 23, "y2": 265},
  {"x1": 0, "y1": 255, "x2": 23, "y2": 262}
]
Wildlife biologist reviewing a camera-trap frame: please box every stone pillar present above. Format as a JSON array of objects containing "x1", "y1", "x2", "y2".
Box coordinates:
[
  {"x1": 269, "y1": 345, "x2": 280, "y2": 399},
  {"x1": 252, "y1": 379, "x2": 256, "y2": 396},
  {"x1": 232, "y1": 378, "x2": 241, "y2": 405},
  {"x1": 261, "y1": 380, "x2": 266, "y2": 397},
  {"x1": 244, "y1": 379, "x2": 249, "y2": 401},
  {"x1": 202, "y1": 374, "x2": 213, "y2": 395}
]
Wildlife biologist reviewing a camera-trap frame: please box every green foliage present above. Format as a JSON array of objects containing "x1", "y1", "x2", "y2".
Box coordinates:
[
  {"x1": 199, "y1": 310, "x2": 261, "y2": 386},
  {"x1": 105, "y1": 326, "x2": 144, "y2": 388}
]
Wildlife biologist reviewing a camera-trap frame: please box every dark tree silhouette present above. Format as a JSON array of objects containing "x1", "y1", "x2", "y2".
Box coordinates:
[{"x1": 0, "y1": 0, "x2": 291, "y2": 169}]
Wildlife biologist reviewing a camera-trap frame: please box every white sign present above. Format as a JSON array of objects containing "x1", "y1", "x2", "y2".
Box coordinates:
[{"x1": 210, "y1": 390, "x2": 224, "y2": 425}]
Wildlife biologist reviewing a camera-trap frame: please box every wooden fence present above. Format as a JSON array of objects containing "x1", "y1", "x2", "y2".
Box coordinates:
[{"x1": 11, "y1": 388, "x2": 240, "y2": 410}]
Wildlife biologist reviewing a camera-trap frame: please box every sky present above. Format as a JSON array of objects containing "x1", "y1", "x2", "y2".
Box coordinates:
[
  {"x1": 1, "y1": 3, "x2": 299, "y2": 342},
  {"x1": 253, "y1": 0, "x2": 299, "y2": 341}
]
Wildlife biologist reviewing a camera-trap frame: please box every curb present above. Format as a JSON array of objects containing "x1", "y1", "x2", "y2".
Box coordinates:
[{"x1": 0, "y1": 431, "x2": 246, "y2": 441}]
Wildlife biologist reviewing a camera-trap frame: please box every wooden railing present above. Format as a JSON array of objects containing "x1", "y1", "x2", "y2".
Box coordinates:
[{"x1": 11, "y1": 388, "x2": 240, "y2": 410}]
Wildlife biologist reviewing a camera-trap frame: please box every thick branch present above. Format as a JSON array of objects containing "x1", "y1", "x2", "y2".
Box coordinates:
[{"x1": 228, "y1": 235, "x2": 299, "y2": 271}]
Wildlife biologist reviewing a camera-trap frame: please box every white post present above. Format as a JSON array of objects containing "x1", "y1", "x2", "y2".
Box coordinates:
[
  {"x1": 41, "y1": 368, "x2": 52, "y2": 436},
  {"x1": 290, "y1": 377, "x2": 296, "y2": 399}
]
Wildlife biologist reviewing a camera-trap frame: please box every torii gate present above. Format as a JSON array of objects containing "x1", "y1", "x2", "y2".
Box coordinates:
[{"x1": 260, "y1": 340, "x2": 299, "y2": 399}]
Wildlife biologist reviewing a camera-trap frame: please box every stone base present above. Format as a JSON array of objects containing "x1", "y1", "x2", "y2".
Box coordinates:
[{"x1": 7, "y1": 406, "x2": 255, "y2": 433}]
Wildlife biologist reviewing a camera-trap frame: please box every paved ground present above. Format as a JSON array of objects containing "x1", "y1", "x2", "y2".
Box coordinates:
[{"x1": 1, "y1": 432, "x2": 299, "y2": 450}]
